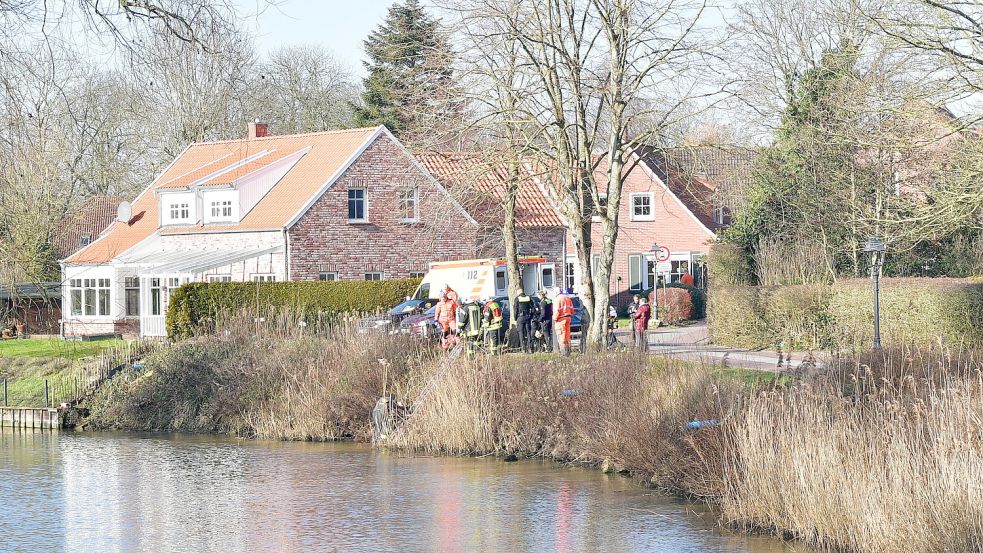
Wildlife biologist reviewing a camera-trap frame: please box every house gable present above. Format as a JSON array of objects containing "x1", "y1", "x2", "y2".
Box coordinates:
[{"x1": 287, "y1": 133, "x2": 482, "y2": 280}]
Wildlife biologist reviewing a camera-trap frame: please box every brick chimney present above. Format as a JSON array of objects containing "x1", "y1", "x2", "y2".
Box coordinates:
[{"x1": 248, "y1": 119, "x2": 268, "y2": 139}]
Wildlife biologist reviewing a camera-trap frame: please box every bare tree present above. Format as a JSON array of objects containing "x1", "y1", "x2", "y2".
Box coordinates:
[
  {"x1": 247, "y1": 45, "x2": 358, "y2": 134},
  {"x1": 126, "y1": 22, "x2": 255, "y2": 163},
  {"x1": 448, "y1": 0, "x2": 716, "y2": 347}
]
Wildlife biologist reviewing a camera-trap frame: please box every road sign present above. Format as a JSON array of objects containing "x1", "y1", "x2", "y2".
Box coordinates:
[{"x1": 654, "y1": 245, "x2": 671, "y2": 262}]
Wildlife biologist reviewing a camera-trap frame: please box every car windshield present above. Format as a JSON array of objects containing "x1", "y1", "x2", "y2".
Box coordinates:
[{"x1": 389, "y1": 300, "x2": 422, "y2": 315}]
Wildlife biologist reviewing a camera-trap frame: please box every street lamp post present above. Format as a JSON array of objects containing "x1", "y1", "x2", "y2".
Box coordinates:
[{"x1": 863, "y1": 237, "x2": 887, "y2": 349}]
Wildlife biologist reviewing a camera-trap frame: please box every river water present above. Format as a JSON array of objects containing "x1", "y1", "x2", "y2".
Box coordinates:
[{"x1": 1, "y1": 430, "x2": 805, "y2": 553}]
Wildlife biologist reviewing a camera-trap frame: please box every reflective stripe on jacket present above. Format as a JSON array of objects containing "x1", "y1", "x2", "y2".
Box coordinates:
[
  {"x1": 483, "y1": 301, "x2": 503, "y2": 331},
  {"x1": 553, "y1": 294, "x2": 574, "y2": 322}
]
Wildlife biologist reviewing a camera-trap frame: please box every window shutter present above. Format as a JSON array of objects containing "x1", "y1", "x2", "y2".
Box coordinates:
[{"x1": 629, "y1": 255, "x2": 642, "y2": 291}]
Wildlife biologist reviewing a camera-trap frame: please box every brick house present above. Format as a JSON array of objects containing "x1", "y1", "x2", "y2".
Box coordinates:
[
  {"x1": 550, "y1": 148, "x2": 727, "y2": 308},
  {"x1": 60, "y1": 125, "x2": 564, "y2": 338}
]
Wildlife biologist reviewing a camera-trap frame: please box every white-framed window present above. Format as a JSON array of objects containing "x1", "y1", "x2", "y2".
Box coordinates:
[
  {"x1": 318, "y1": 272, "x2": 337, "y2": 281},
  {"x1": 210, "y1": 200, "x2": 233, "y2": 219},
  {"x1": 348, "y1": 188, "x2": 367, "y2": 222},
  {"x1": 564, "y1": 257, "x2": 577, "y2": 290},
  {"x1": 69, "y1": 278, "x2": 110, "y2": 317},
  {"x1": 592, "y1": 193, "x2": 608, "y2": 222},
  {"x1": 150, "y1": 278, "x2": 162, "y2": 316},
  {"x1": 409, "y1": 271, "x2": 425, "y2": 279},
  {"x1": 124, "y1": 277, "x2": 140, "y2": 317},
  {"x1": 670, "y1": 258, "x2": 691, "y2": 283},
  {"x1": 207, "y1": 275, "x2": 232, "y2": 283},
  {"x1": 541, "y1": 265, "x2": 555, "y2": 289},
  {"x1": 169, "y1": 202, "x2": 190, "y2": 221},
  {"x1": 628, "y1": 254, "x2": 643, "y2": 291},
  {"x1": 713, "y1": 205, "x2": 725, "y2": 225},
  {"x1": 364, "y1": 272, "x2": 383, "y2": 281},
  {"x1": 630, "y1": 193, "x2": 655, "y2": 222},
  {"x1": 399, "y1": 187, "x2": 419, "y2": 223},
  {"x1": 251, "y1": 274, "x2": 275, "y2": 282}
]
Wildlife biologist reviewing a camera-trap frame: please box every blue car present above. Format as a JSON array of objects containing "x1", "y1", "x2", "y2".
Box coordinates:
[{"x1": 358, "y1": 299, "x2": 434, "y2": 334}]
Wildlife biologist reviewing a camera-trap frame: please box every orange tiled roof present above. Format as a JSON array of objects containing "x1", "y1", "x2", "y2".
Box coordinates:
[
  {"x1": 53, "y1": 196, "x2": 123, "y2": 259},
  {"x1": 65, "y1": 127, "x2": 379, "y2": 264},
  {"x1": 416, "y1": 152, "x2": 563, "y2": 228}
]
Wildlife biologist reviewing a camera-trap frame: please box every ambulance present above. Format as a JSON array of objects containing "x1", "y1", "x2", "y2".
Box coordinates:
[{"x1": 413, "y1": 257, "x2": 558, "y2": 301}]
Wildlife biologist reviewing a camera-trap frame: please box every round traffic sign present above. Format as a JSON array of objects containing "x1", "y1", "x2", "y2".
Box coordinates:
[{"x1": 655, "y1": 245, "x2": 671, "y2": 262}]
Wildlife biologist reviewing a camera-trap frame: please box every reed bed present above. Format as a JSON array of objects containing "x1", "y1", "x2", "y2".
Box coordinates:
[
  {"x1": 84, "y1": 314, "x2": 983, "y2": 551},
  {"x1": 389, "y1": 353, "x2": 741, "y2": 496},
  {"x1": 718, "y1": 346, "x2": 983, "y2": 552}
]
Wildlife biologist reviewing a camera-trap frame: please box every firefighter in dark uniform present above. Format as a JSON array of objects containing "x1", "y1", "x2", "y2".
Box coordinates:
[
  {"x1": 536, "y1": 290, "x2": 553, "y2": 352},
  {"x1": 481, "y1": 298, "x2": 504, "y2": 355},
  {"x1": 458, "y1": 299, "x2": 484, "y2": 354},
  {"x1": 515, "y1": 291, "x2": 535, "y2": 353}
]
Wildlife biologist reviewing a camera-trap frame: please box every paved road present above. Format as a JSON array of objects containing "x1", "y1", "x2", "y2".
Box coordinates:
[{"x1": 615, "y1": 321, "x2": 823, "y2": 373}]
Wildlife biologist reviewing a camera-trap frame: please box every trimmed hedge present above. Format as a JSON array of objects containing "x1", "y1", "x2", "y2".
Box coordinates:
[
  {"x1": 708, "y1": 278, "x2": 983, "y2": 351},
  {"x1": 666, "y1": 282, "x2": 706, "y2": 319},
  {"x1": 166, "y1": 279, "x2": 422, "y2": 339},
  {"x1": 655, "y1": 288, "x2": 694, "y2": 324}
]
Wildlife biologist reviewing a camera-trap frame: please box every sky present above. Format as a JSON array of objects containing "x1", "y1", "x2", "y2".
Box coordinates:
[{"x1": 234, "y1": 0, "x2": 397, "y2": 75}]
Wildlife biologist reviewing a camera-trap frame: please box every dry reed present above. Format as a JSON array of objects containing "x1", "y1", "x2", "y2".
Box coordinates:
[{"x1": 719, "y1": 346, "x2": 983, "y2": 552}]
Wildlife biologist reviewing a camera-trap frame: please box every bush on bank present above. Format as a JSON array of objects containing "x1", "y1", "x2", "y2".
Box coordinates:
[
  {"x1": 165, "y1": 278, "x2": 421, "y2": 339},
  {"x1": 708, "y1": 278, "x2": 983, "y2": 350},
  {"x1": 85, "y1": 313, "x2": 435, "y2": 439}
]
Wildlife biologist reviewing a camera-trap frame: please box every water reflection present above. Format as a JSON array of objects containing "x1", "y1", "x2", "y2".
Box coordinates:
[{"x1": 0, "y1": 430, "x2": 806, "y2": 552}]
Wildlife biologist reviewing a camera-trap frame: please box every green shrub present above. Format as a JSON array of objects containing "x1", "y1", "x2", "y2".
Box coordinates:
[
  {"x1": 708, "y1": 243, "x2": 752, "y2": 286},
  {"x1": 762, "y1": 284, "x2": 832, "y2": 350},
  {"x1": 707, "y1": 285, "x2": 771, "y2": 347},
  {"x1": 166, "y1": 278, "x2": 421, "y2": 339},
  {"x1": 708, "y1": 278, "x2": 983, "y2": 351}
]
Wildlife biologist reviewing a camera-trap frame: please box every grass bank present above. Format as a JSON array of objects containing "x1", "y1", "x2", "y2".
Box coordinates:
[
  {"x1": 0, "y1": 337, "x2": 124, "y2": 405},
  {"x1": 83, "y1": 316, "x2": 983, "y2": 552}
]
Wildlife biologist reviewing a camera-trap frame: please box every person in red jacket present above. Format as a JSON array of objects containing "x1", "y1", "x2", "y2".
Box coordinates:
[
  {"x1": 553, "y1": 289, "x2": 575, "y2": 356},
  {"x1": 631, "y1": 297, "x2": 652, "y2": 352}
]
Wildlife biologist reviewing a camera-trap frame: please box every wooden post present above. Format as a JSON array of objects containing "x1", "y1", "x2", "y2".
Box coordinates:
[
  {"x1": 3, "y1": 378, "x2": 6, "y2": 406},
  {"x1": 45, "y1": 380, "x2": 49, "y2": 408}
]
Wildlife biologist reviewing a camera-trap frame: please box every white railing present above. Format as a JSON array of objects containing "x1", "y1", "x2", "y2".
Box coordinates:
[{"x1": 140, "y1": 315, "x2": 166, "y2": 337}]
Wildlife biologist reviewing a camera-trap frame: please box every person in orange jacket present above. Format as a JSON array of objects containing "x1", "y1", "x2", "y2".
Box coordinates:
[
  {"x1": 433, "y1": 292, "x2": 458, "y2": 349},
  {"x1": 553, "y1": 288, "x2": 575, "y2": 356}
]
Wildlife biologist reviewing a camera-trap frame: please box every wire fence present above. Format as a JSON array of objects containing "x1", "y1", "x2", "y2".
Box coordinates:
[{"x1": 1, "y1": 339, "x2": 163, "y2": 408}]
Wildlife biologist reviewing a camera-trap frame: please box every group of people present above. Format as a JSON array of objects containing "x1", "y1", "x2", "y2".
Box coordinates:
[
  {"x1": 430, "y1": 284, "x2": 656, "y2": 355},
  {"x1": 431, "y1": 285, "x2": 578, "y2": 355}
]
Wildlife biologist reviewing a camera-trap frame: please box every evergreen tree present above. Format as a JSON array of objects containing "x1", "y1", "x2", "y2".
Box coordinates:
[
  {"x1": 724, "y1": 42, "x2": 891, "y2": 279},
  {"x1": 353, "y1": 0, "x2": 457, "y2": 141}
]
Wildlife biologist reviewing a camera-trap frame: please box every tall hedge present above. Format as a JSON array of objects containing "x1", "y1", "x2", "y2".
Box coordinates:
[
  {"x1": 708, "y1": 278, "x2": 983, "y2": 351},
  {"x1": 166, "y1": 279, "x2": 421, "y2": 339}
]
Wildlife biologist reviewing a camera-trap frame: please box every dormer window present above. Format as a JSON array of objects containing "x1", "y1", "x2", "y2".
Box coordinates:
[
  {"x1": 210, "y1": 200, "x2": 233, "y2": 218},
  {"x1": 169, "y1": 203, "x2": 189, "y2": 220},
  {"x1": 202, "y1": 190, "x2": 238, "y2": 224}
]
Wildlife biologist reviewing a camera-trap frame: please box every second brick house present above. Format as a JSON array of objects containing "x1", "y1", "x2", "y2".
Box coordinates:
[{"x1": 60, "y1": 125, "x2": 566, "y2": 337}]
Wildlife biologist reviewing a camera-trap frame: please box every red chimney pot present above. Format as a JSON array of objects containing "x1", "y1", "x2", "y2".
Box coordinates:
[{"x1": 248, "y1": 121, "x2": 268, "y2": 139}]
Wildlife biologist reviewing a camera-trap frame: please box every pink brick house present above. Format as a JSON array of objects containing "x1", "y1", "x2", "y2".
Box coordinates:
[
  {"x1": 60, "y1": 125, "x2": 563, "y2": 338},
  {"x1": 551, "y1": 148, "x2": 727, "y2": 307}
]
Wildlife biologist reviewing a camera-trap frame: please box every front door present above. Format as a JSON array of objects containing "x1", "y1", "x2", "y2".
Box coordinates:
[{"x1": 139, "y1": 275, "x2": 190, "y2": 337}]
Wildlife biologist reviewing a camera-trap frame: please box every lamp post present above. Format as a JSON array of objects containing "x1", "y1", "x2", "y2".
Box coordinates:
[{"x1": 863, "y1": 237, "x2": 886, "y2": 349}]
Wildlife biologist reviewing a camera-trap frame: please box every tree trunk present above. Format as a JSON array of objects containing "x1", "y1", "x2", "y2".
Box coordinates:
[{"x1": 504, "y1": 159, "x2": 523, "y2": 324}]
